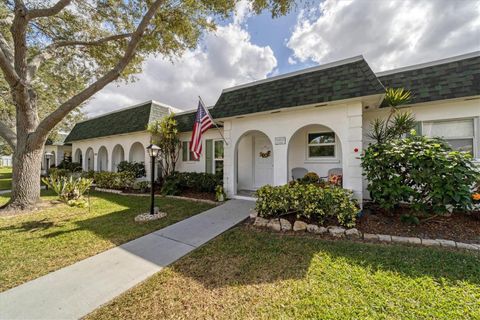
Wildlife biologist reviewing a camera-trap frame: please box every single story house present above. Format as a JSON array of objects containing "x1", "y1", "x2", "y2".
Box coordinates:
[{"x1": 65, "y1": 51, "x2": 480, "y2": 202}]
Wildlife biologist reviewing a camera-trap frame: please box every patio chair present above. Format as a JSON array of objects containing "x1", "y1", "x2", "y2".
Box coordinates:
[{"x1": 291, "y1": 167, "x2": 308, "y2": 180}]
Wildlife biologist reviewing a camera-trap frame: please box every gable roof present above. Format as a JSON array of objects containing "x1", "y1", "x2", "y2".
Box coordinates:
[
  {"x1": 46, "y1": 133, "x2": 70, "y2": 146},
  {"x1": 378, "y1": 51, "x2": 480, "y2": 105},
  {"x1": 174, "y1": 108, "x2": 222, "y2": 133},
  {"x1": 65, "y1": 101, "x2": 170, "y2": 142},
  {"x1": 211, "y1": 56, "x2": 385, "y2": 119}
]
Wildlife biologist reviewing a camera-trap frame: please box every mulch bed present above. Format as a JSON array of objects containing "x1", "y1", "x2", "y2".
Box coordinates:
[{"x1": 357, "y1": 203, "x2": 480, "y2": 244}]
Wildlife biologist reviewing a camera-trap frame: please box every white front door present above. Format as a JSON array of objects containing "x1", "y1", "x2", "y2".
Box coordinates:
[{"x1": 253, "y1": 135, "x2": 273, "y2": 188}]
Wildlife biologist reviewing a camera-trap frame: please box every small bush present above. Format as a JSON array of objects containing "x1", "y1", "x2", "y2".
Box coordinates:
[
  {"x1": 56, "y1": 160, "x2": 82, "y2": 172},
  {"x1": 299, "y1": 172, "x2": 320, "y2": 184},
  {"x1": 81, "y1": 170, "x2": 95, "y2": 180},
  {"x1": 94, "y1": 171, "x2": 136, "y2": 190},
  {"x1": 362, "y1": 132, "x2": 479, "y2": 214},
  {"x1": 133, "y1": 181, "x2": 150, "y2": 192},
  {"x1": 41, "y1": 176, "x2": 93, "y2": 207},
  {"x1": 117, "y1": 161, "x2": 146, "y2": 178},
  {"x1": 48, "y1": 168, "x2": 72, "y2": 178},
  {"x1": 255, "y1": 183, "x2": 359, "y2": 227},
  {"x1": 161, "y1": 172, "x2": 222, "y2": 195}
]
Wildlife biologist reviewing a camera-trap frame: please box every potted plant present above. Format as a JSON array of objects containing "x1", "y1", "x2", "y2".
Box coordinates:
[{"x1": 215, "y1": 185, "x2": 226, "y2": 202}]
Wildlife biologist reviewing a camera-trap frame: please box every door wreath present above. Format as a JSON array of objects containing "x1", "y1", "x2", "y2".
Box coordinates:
[{"x1": 259, "y1": 150, "x2": 271, "y2": 158}]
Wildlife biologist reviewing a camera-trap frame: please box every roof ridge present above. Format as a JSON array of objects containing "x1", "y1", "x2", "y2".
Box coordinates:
[
  {"x1": 376, "y1": 51, "x2": 480, "y2": 77},
  {"x1": 222, "y1": 55, "x2": 365, "y2": 93}
]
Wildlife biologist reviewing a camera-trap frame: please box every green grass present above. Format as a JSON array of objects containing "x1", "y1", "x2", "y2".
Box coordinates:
[
  {"x1": 87, "y1": 227, "x2": 480, "y2": 320},
  {"x1": 0, "y1": 167, "x2": 12, "y2": 190},
  {"x1": 0, "y1": 190, "x2": 214, "y2": 292}
]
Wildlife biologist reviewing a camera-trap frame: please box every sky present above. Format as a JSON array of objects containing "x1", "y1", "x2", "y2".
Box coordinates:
[{"x1": 83, "y1": 0, "x2": 480, "y2": 117}]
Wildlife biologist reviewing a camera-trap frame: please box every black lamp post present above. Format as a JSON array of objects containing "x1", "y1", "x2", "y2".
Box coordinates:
[
  {"x1": 45, "y1": 152, "x2": 53, "y2": 190},
  {"x1": 146, "y1": 144, "x2": 161, "y2": 215}
]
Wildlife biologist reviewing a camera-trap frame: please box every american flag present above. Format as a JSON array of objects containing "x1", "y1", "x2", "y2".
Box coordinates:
[{"x1": 190, "y1": 98, "x2": 214, "y2": 159}]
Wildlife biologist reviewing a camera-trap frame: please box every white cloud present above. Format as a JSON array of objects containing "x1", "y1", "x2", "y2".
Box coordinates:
[
  {"x1": 84, "y1": 23, "x2": 277, "y2": 116},
  {"x1": 287, "y1": 0, "x2": 480, "y2": 71},
  {"x1": 233, "y1": 0, "x2": 252, "y2": 25}
]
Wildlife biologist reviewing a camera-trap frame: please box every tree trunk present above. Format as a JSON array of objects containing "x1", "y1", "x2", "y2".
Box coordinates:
[{"x1": 7, "y1": 144, "x2": 43, "y2": 210}]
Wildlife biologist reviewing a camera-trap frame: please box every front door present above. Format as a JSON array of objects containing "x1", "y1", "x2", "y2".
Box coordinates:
[{"x1": 253, "y1": 135, "x2": 273, "y2": 188}]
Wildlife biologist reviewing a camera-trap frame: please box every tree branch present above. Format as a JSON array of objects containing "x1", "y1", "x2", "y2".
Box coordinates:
[
  {"x1": 27, "y1": 0, "x2": 72, "y2": 20},
  {"x1": 0, "y1": 39, "x2": 20, "y2": 87},
  {"x1": 32, "y1": 0, "x2": 165, "y2": 144},
  {"x1": 27, "y1": 33, "x2": 133, "y2": 81},
  {"x1": 0, "y1": 13, "x2": 14, "y2": 26},
  {"x1": 0, "y1": 121, "x2": 17, "y2": 149}
]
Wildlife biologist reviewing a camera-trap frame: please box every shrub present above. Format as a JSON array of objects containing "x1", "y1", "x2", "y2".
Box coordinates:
[
  {"x1": 161, "y1": 172, "x2": 222, "y2": 195},
  {"x1": 94, "y1": 171, "x2": 136, "y2": 190},
  {"x1": 48, "y1": 168, "x2": 72, "y2": 178},
  {"x1": 299, "y1": 172, "x2": 320, "y2": 184},
  {"x1": 362, "y1": 132, "x2": 479, "y2": 214},
  {"x1": 117, "y1": 161, "x2": 146, "y2": 178},
  {"x1": 56, "y1": 160, "x2": 82, "y2": 172},
  {"x1": 133, "y1": 181, "x2": 150, "y2": 192},
  {"x1": 41, "y1": 176, "x2": 93, "y2": 207},
  {"x1": 255, "y1": 183, "x2": 359, "y2": 227},
  {"x1": 81, "y1": 170, "x2": 95, "y2": 180}
]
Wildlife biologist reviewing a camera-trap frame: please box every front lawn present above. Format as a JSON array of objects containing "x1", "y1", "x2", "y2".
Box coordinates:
[
  {"x1": 88, "y1": 227, "x2": 480, "y2": 319},
  {"x1": 0, "y1": 166, "x2": 12, "y2": 190},
  {"x1": 0, "y1": 190, "x2": 214, "y2": 292}
]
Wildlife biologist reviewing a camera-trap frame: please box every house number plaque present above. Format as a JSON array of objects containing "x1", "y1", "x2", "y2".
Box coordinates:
[{"x1": 275, "y1": 137, "x2": 286, "y2": 145}]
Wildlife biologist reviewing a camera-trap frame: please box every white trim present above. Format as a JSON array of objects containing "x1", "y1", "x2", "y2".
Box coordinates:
[
  {"x1": 306, "y1": 130, "x2": 338, "y2": 161},
  {"x1": 421, "y1": 117, "x2": 478, "y2": 159},
  {"x1": 222, "y1": 55, "x2": 365, "y2": 93},
  {"x1": 376, "y1": 51, "x2": 480, "y2": 76}
]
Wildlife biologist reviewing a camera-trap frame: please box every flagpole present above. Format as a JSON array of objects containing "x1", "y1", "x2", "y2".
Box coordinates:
[{"x1": 198, "y1": 95, "x2": 229, "y2": 146}]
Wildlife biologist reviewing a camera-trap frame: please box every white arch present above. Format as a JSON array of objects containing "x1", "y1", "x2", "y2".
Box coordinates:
[
  {"x1": 234, "y1": 130, "x2": 273, "y2": 195},
  {"x1": 287, "y1": 123, "x2": 343, "y2": 182},
  {"x1": 97, "y1": 146, "x2": 108, "y2": 172},
  {"x1": 112, "y1": 144, "x2": 125, "y2": 171},
  {"x1": 74, "y1": 148, "x2": 83, "y2": 164},
  {"x1": 129, "y1": 142, "x2": 145, "y2": 164},
  {"x1": 85, "y1": 147, "x2": 94, "y2": 171}
]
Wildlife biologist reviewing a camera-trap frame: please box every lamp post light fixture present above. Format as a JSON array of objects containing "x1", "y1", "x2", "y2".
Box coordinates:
[
  {"x1": 146, "y1": 144, "x2": 161, "y2": 215},
  {"x1": 44, "y1": 152, "x2": 53, "y2": 190}
]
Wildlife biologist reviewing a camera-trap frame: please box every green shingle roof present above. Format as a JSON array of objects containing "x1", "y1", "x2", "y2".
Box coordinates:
[
  {"x1": 174, "y1": 108, "x2": 222, "y2": 133},
  {"x1": 65, "y1": 101, "x2": 170, "y2": 142},
  {"x1": 210, "y1": 56, "x2": 384, "y2": 119},
  {"x1": 378, "y1": 53, "x2": 480, "y2": 105}
]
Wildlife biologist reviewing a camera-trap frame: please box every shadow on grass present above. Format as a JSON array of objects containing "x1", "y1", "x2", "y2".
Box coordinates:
[
  {"x1": 0, "y1": 218, "x2": 56, "y2": 233},
  {"x1": 36, "y1": 191, "x2": 213, "y2": 246},
  {"x1": 169, "y1": 227, "x2": 480, "y2": 289}
]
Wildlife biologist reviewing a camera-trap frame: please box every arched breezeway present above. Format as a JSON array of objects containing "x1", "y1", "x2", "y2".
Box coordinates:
[
  {"x1": 287, "y1": 124, "x2": 343, "y2": 183},
  {"x1": 85, "y1": 147, "x2": 94, "y2": 171},
  {"x1": 74, "y1": 148, "x2": 83, "y2": 165},
  {"x1": 112, "y1": 144, "x2": 125, "y2": 171},
  {"x1": 129, "y1": 142, "x2": 145, "y2": 164},
  {"x1": 234, "y1": 130, "x2": 273, "y2": 196},
  {"x1": 97, "y1": 146, "x2": 108, "y2": 171}
]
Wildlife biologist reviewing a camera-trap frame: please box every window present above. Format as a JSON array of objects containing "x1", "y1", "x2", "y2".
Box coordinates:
[
  {"x1": 182, "y1": 141, "x2": 199, "y2": 161},
  {"x1": 307, "y1": 132, "x2": 336, "y2": 158},
  {"x1": 422, "y1": 119, "x2": 476, "y2": 156},
  {"x1": 214, "y1": 140, "x2": 224, "y2": 175}
]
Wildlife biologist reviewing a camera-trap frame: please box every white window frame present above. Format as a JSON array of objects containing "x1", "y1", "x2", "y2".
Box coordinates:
[
  {"x1": 182, "y1": 141, "x2": 200, "y2": 162},
  {"x1": 420, "y1": 117, "x2": 478, "y2": 160},
  {"x1": 213, "y1": 139, "x2": 224, "y2": 174},
  {"x1": 305, "y1": 130, "x2": 338, "y2": 162}
]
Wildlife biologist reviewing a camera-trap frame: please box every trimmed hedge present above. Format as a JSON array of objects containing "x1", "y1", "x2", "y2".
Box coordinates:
[
  {"x1": 94, "y1": 171, "x2": 136, "y2": 190},
  {"x1": 161, "y1": 172, "x2": 222, "y2": 195},
  {"x1": 255, "y1": 183, "x2": 359, "y2": 227}
]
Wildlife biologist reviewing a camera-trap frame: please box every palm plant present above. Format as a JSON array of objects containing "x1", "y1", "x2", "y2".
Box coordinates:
[{"x1": 368, "y1": 88, "x2": 415, "y2": 144}]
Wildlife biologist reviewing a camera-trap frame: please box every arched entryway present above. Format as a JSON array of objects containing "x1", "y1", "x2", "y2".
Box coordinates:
[
  {"x1": 85, "y1": 147, "x2": 94, "y2": 171},
  {"x1": 235, "y1": 130, "x2": 273, "y2": 196},
  {"x1": 112, "y1": 144, "x2": 125, "y2": 171},
  {"x1": 74, "y1": 149, "x2": 83, "y2": 166},
  {"x1": 287, "y1": 124, "x2": 343, "y2": 182},
  {"x1": 97, "y1": 146, "x2": 108, "y2": 171},
  {"x1": 129, "y1": 142, "x2": 145, "y2": 164}
]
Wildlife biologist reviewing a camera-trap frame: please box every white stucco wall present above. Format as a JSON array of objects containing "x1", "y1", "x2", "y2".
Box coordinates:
[
  {"x1": 43, "y1": 145, "x2": 72, "y2": 170},
  {"x1": 176, "y1": 129, "x2": 223, "y2": 173},
  {"x1": 222, "y1": 101, "x2": 365, "y2": 201},
  {"x1": 71, "y1": 131, "x2": 152, "y2": 176}
]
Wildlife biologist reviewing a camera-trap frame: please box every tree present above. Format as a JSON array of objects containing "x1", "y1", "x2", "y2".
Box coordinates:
[
  {"x1": 0, "y1": 0, "x2": 296, "y2": 210},
  {"x1": 368, "y1": 88, "x2": 416, "y2": 144},
  {"x1": 147, "y1": 113, "x2": 180, "y2": 177}
]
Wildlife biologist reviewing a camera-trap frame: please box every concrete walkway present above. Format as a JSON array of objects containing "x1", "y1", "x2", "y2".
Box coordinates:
[{"x1": 0, "y1": 199, "x2": 253, "y2": 320}]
